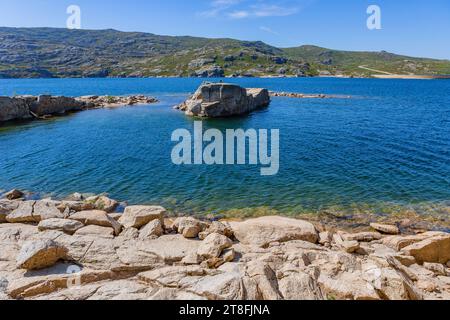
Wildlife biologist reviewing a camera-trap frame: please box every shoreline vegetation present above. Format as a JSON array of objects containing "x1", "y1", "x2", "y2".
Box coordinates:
[{"x1": 0, "y1": 188, "x2": 449, "y2": 300}]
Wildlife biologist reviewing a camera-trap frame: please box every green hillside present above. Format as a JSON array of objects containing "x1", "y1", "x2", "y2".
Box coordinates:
[{"x1": 0, "y1": 27, "x2": 449, "y2": 78}]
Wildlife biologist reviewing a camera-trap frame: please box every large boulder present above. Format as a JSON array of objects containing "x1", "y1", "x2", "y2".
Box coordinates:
[
  {"x1": 118, "y1": 206, "x2": 166, "y2": 229},
  {"x1": 0, "y1": 97, "x2": 31, "y2": 122},
  {"x1": 230, "y1": 216, "x2": 318, "y2": 248},
  {"x1": 401, "y1": 234, "x2": 450, "y2": 264},
  {"x1": 29, "y1": 95, "x2": 86, "y2": 116},
  {"x1": 69, "y1": 210, "x2": 122, "y2": 235},
  {"x1": 176, "y1": 83, "x2": 270, "y2": 118},
  {"x1": 16, "y1": 240, "x2": 68, "y2": 270}
]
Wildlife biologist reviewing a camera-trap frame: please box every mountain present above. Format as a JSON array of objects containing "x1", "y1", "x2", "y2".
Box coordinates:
[{"x1": 1, "y1": 27, "x2": 449, "y2": 79}]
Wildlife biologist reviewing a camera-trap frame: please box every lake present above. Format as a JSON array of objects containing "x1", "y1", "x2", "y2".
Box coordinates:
[{"x1": 1, "y1": 77, "x2": 450, "y2": 225}]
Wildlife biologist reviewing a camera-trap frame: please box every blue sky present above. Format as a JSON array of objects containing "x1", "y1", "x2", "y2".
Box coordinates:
[{"x1": 0, "y1": 0, "x2": 449, "y2": 59}]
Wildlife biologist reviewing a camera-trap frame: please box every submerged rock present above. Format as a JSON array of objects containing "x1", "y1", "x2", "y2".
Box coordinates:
[
  {"x1": 4, "y1": 189, "x2": 24, "y2": 200},
  {"x1": 176, "y1": 83, "x2": 270, "y2": 118}
]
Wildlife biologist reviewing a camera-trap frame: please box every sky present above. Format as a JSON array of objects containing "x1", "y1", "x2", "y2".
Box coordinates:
[{"x1": 0, "y1": 0, "x2": 449, "y2": 59}]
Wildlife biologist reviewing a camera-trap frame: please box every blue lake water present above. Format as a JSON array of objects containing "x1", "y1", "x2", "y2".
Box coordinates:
[{"x1": 1, "y1": 78, "x2": 450, "y2": 222}]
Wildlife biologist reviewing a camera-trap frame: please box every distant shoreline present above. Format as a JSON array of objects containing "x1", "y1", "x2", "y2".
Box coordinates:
[{"x1": 1, "y1": 75, "x2": 450, "y2": 81}]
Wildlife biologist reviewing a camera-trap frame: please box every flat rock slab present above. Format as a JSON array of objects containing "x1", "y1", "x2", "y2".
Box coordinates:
[
  {"x1": 74, "y1": 225, "x2": 115, "y2": 238},
  {"x1": 38, "y1": 218, "x2": 84, "y2": 235},
  {"x1": 230, "y1": 216, "x2": 318, "y2": 248}
]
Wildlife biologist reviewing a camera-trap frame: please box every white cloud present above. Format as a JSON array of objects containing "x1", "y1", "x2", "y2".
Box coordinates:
[
  {"x1": 228, "y1": 10, "x2": 250, "y2": 19},
  {"x1": 253, "y1": 5, "x2": 299, "y2": 17},
  {"x1": 198, "y1": 0, "x2": 301, "y2": 19},
  {"x1": 259, "y1": 26, "x2": 279, "y2": 35}
]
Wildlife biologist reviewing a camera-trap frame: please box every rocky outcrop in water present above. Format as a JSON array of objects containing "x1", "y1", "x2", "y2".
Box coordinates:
[
  {"x1": 176, "y1": 83, "x2": 270, "y2": 117},
  {"x1": 0, "y1": 190, "x2": 449, "y2": 300},
  {"x1": 0, "y1": 95, "x2": 158, "y2": 122}
]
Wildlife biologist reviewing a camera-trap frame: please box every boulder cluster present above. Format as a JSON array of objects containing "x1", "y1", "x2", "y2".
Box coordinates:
[{"x1": 0, "y1": 189, "x2": 449, "y2": 300}]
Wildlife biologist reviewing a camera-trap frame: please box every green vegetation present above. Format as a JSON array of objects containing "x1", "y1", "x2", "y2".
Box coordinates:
[{"x1": 0, "y1": 27, "x2": 449, "y2": 78}]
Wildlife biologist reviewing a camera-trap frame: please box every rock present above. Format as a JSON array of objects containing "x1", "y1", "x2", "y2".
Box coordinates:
[
  {"x1": 6, "y1": 199, "x2": 63, "y2": 223},
  {"x1": 343, "y1": 232, "x2": 383, "y2": 242},
  {"x1": 38, "y1": 218, "x2": 84, "y2": 235},
  {"x1": 0, "y1": 200, "x2": 20, "y2": 222},
  {"x1": 4, "y1": 189, "x2": 24, "y2": 200},
  {"x1": 197, "y1": 233, "x2": 233, "y2": 260},
  {"x1": 188, "y1": 58, "x2": 215, "y2": 68},
  {"x1": 16, "y1": 240, "x2": 68, "y2": 270},
  {"x1": 118, "y1": 206, "x2": 165, "y2": 229},
  {"x1": 193, "y1": 65, "x2": 224, "y2": 78},
  {"x1": 181, "y1": 252, "x2": 202, "y2": 265},
  {"x1": 199, "y1": 221, "x2": 233, "y2": 240},
  {"x1": 243, "y1": 262, "x2": 282, "y2": 300},
  {"x1": 33, "y1": 200, "x2": 65, "y2": 221},
  {"x1": 279, "y1": 272, "x2": 324, "y2": 300},
  {"x1": 318, "y1": 271, "x2": 380, "y2": 300},
  {"x1": 69, "y1": 210, "x2": 122, "y2": 236},
  {"x1": 382, "y1": 232, "x2": 447, "y2": 251},
  {"x1": 119, "y1": 227, "x2": 140, "y2": 240},
  {"x1": 108, "y1": 213, "x2": 122, "y2": 221},
  {"x1": 57, "y1": 201, "x2": 95, "y2": 212},
  {"x1": 66, "y1": 192, "x2": 84, "y2": 201},
  {"x1": 401, "y1": 234, "x2": 450, "y2": 264},
  {"x1": 6, "y1": 201, "x2": 37, "y2": 223},
  {"x1": 74, "y1": 225, "x2": 115, "y2": 238},
  {"x1": 423, "y1": 263, "x2": 447, "y2": 276},
  {"x1": 230, "y1": 216, "x2": 318, "y2": 248},
  {"x1": 370, "y1": 223, "x2": 400, "y2": 235},
  {"x1": 94, "y1": 196, "x2": 118, "y2": 213},
  {"x1": 342, "y1": 241, "x2": 360, "y2": 253},
  {"x1": 0, "y1": 97, "x2": 32, "y2": 122},
  {"x1": 139, "y1": 220, "x2": 164, "y2": 239},
  {"x1": 222, "y1": 248, "x2": 235, "y2": 264},
  {"x1": 29, "y1": 95, "x2": 85, "y2": 116},
  {"x1": 174, "y1": 217, "x2": 207, "y2": 239},
  {"x1": 319, "y1": 231, "x2": 333, "y2": 246},
  {"x1": 177, "y1": 83, "x2": 270, "y2": 118}
]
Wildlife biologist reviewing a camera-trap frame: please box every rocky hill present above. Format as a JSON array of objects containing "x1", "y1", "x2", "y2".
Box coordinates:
[{"x1": 1, "y1": 27, "x2": 449, "y2": 78}]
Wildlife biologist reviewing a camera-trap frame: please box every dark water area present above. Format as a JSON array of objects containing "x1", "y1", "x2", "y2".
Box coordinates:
[{"x1": 1, "y1": 77, "x2": 449, "y2": 228}]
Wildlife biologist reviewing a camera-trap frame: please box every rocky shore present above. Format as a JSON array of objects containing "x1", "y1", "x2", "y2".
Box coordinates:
[
  {"x1": 0, "y1": 189, "x2": 449, "y2": 300},
  {"x1": 0, "y1": 95, "x2": 158, "y2": 122},
  {"x1": 269, "y1": 91, "x2": 351, "y2": 99}
]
